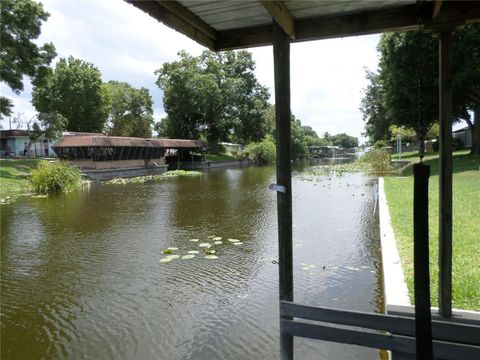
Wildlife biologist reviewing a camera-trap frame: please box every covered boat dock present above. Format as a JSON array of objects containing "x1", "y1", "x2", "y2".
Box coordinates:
[{"x1": 52, "y1": 135, "x2": 205, "y2": 179}]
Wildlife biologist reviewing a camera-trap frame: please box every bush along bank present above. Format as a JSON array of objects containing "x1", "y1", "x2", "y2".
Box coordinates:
[{"x1": 30, "y1": 161, "x2": 84, "y2": 194}]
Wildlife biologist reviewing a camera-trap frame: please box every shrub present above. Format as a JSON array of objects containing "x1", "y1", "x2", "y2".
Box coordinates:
[
  {"x1": 358, "y1": 148, "x2": 391, "y2": 172},
  {"x1": 30, "y1": 161, "x2": 82, "y2": 194},
  {"x1": 246, "y1": 137, "x2": 276, "y2": 164}
]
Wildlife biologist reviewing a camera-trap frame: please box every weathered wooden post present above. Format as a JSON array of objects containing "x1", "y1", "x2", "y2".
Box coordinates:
[
  {"x1": 273, "y1": 21, "x2": 293, "y2": 360},
  {"x1": 438, "y1": 29, "x2": 453, "y2": 318},
  {"x1": 413, "y1": 163, "x2": 433, "y2": 359}
]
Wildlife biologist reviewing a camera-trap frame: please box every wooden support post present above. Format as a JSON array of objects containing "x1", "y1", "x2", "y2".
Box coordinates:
[
  {"x1": 273, "y1": 21, "x2": 293, "y2": 360},
  {"x1": 438, "y1": 30, "x2": 453, "y2": 318},
  {"x1": 413, "y1": 163, "x2": 433, "y2": 360}
]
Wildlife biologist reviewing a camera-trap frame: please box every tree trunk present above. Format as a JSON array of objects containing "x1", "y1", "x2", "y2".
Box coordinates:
[{"x1": 471, "y1": 108, "x2": 480, "y2": 155}]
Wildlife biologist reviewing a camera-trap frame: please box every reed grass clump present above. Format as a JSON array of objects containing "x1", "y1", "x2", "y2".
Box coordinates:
[
  {"x1": 357, "y1": 148, "x2": 392, "y2": 172},
  {"x1": 30, "y1": 161, "x2": 83, "y2": 194}
]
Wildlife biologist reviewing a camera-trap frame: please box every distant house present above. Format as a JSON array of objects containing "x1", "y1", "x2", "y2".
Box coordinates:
[
  {"x1": 308, "y1": 145, "x2": 339, "y2": 158},
  {"x1": 0, "y1": 130, "x2": 57, "y2": 158},
  {"x1": 452, "y1": 126, "x2": 472, "y2": 148},
  {"x1": 219, "y1": 142, "x2": 244, "y2": 156}
]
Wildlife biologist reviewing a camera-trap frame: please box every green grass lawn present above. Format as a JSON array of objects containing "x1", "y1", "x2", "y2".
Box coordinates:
[
  {"x1": 383, "y1": 150, "x2": 480, "y2": 310},
  {"x1": 0, "y1": 159, "x2": 41, "y2": 198}
]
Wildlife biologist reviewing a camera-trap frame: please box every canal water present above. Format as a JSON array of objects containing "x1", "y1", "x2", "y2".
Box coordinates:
[{"x1": 1, "y1": 164, "x2": 383, "y2": 359}]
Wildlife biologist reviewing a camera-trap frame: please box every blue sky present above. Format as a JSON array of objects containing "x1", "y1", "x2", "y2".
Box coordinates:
[{"x1": 1, "y1": 0, "x2": 384, "y2": 143}]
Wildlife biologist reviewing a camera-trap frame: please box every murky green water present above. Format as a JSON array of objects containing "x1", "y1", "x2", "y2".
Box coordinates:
[{"x1": 1, "y1": 164, "x2": 383, "y2": 359}]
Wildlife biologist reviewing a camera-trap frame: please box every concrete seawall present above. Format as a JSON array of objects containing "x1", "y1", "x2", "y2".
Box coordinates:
[
  {"x1": 83, "y1": 165, "x2": 168, "y2": 181},
  {"x1": 378, "y1": 177, "x2": 411, "y2": 307},
  {"x1": 177, "y1": 159, "x2": 254, "y2": 170}
]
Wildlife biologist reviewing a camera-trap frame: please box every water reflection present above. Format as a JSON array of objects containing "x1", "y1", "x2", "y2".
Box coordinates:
[{"x1": 1, "y1": 165, "x2": 383, "y2": 359}]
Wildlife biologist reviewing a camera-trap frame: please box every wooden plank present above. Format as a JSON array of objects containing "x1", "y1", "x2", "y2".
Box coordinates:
[
  {"x1": 216, "y1": 2, "x2": 480, "y2": 50},
  {"x1": 282, "y1": 302, "x2": 480, "y2": 345},
  {"x1": 273, "y1": 21, "x2": 293, "y2": 360},
  {"x1": 388, "y1": 305, "x2": 480, "y2": 326},
  {"x1": 260, "y1": 1, "x2": 295, "y2": 38},
  {"x1": 413, "y1": 163, "x2": 433, "y2": 359},
  {"x1": 157, "y1": 0, "x2": 217, "y2": 40},
  {"x1": 433, "y1": 0, "x2": 443, "y2": 19},
  {"x1": 438, "y1": 30, "x2": 453, "y2": 318},
  {"x1": 126, "y1": 0, "x2": 216, "y2": 50},
  {"x1": 282, "y1": 320, "x2": 480, "y2": 359}
]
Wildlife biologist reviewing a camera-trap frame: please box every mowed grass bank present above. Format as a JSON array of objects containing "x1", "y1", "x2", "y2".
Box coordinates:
[
  {"x1": 0, "y1": 159, "x2": 41, "y2": 197},
  {"x1": 383, "y1": 150, "x2": 480, "y2": 310}
]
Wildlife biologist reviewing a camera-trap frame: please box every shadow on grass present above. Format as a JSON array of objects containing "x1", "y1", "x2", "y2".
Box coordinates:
[{"x1": 400, "y1": 152, "x2": 480, "y2": 176}]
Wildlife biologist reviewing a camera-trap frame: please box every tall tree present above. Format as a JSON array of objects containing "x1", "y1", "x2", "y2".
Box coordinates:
[
  {"x1": 362, "y1": 25, "x2": 480, "y2": 154},
  {"x1": 360, "y1": 69, "x2": 391, "y2": 144},
  {"x1": 103, "y1": 81, "x2": 154, "y2": 138},
  {"x1": 155, "y1": 50, "x2": 270, "y2": 146},
  {"x1": 32, "y1": 56, "x2": 108, "y2": 133},
  {"x1": 0, "y1": 0, "x2": 56, "y2": 118},
  {"x1": 378, "y1": 31, "x2": 439, "y2": 143}
]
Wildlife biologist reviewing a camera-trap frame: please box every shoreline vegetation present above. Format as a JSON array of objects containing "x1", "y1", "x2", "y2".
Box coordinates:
[{"x1": 383, "y1": 150, "x2": 480, "y2": 311}]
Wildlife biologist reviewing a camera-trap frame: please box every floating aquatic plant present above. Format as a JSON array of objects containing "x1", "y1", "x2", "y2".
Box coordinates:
[
  {"x1": 182, "y1": 255, "x2": 195, "y2": 259},
  {"x1": 205, "y1": 249, "x2": 216, "y2": 255},
  {"x1": 199, "y1": 243, "x2": 211, "y2": 248},
  {"x1": 188, "y1": 250, "x2": 200, "y2": 254},
  {"x1": 159, "y1": 258, "x2": 172, "y2": 263},
  {"x1": 166, "y1": 254, "x2": 180, "y2": 259},
  {"x1": 228, "y1": 239, "x2": 240, "y2": 243},
  {"x1": 189, "y1": 239, "x2": 199, "y2": 242},
  {"x1": 233, "y1": 242, "x2": 243, "y2": 246},
  {"x1": 213, "y1": 237, "x2": 222, "y2": 241},
  {"x1": 213, "y1": 241, "x2": 223, "y2": 245},
  {"x1": 204, "y1": 255, "x2": 218, "y2": 260},
  {"x1": 162, "y1": 249, "x2": 173, "y2": 254}
]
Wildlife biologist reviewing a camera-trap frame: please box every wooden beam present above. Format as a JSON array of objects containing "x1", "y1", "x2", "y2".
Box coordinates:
[
  {"x1": 273, "y1": 21, "x2": 293, "y2": 360},
  {"x1": 260, "y1": 1, "x2": 295, "y2": 38},
  {"x1": 126, "y1": 0, "x2": 217, "y2": 50},
  {"x1": 438, "y1": 30, "x2": 454, "y2": 318},
  {"x1": 216, "y1": 2, "x2": 480, "y2": 51},
  {"x1": 282, "y1": 301, "x2": 480, "y2": 346},
  {"x1": 156, "y1": 0, "x2": 217, "y2": 41},
  {"x1": 413, "y1": 164, "x2": 433, "y2": 359},
  {"x1": 433, "y1": 0, "x2": 443, "y2": 19},
  {"x1": 282, "y1": 320, "x2": 480, "y2": 359}
]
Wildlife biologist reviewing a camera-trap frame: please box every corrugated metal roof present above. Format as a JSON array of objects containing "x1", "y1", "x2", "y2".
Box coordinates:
[
  {"x1": 178, "y1": 0, "x2": 416, "y2": 31},
  {"x1": 127, "y1": 1, "x2": 480, "y2": 50},
  {"x1": 0, "y1": 130, "x2": 31, "y2": 138},
  {"x1": 52, "y1": 136, "x2": 205, "y2": 149}
]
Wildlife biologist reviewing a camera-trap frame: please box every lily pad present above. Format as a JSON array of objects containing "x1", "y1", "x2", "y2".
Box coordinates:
[
  {"x1": 205, "y1": 255, "x2": 218, "y2": 260},
  {"x1": 159, "y1": 258, "x2": 173, "y2": 263},
  {"x1": 213, "y1": 237, "x2": 222, "y2": 241},
  {"x1": 208, "y1": 235, "x2": 215, "y2": 239},
  {"x1": 189, "y1": 239, "x2": 199, "y2": 242},
  {"x1": 205, "y1": 249, "x2": 216, "y2": 255},
  {"x1": 228, "y1": 238, "x2": 240, "y2": 243},
  {"x1": 162, "y1": 249, "x2": 173, "y2": 254},
  {"x1": 182, "y1": 255, "x2": 195, "y2": 259},
  {"x1": 166, "y1": 254, "x2": 181, "y2": 259},
  {"x1": 188, "y1": 250, "x2": 200, "y2": 254},
  {"x1": 167, "y1": 247, "x2": 179, "y2": 251},
  {"x1": 199, "y1": 243, "x2": 211, "y2": 248},
  {"x1": 213, "y1": 241, "x2": 223, "y2": 245},
  {"x1": 233, "y1": 242, "x2": 243, "y2": 246}
]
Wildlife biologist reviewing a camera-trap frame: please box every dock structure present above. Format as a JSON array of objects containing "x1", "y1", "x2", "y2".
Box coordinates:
[
  {"x1": 125, "y1": 1, "x2": 480, "y2": 359},
  {"x1": 52, "y1": 134, "x2": 205, "y2": 180}
]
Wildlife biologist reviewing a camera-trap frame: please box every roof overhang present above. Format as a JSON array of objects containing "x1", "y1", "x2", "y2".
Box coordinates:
[{"x1": 126, "y1": 1, "x2": 480, "y2": 51}]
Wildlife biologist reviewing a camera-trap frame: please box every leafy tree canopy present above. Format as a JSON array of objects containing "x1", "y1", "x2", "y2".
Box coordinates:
[
  {"x1": 103, "y1": 81, "x2": 154, "y2": 138},
  {"x1": 155, "y1": 50, "x2": 270, "y2": 146},
  {"x1": 0, "y1": 0, "x2": 56, "y2": 118},
  {"x1": 362, "y1": 25, "x2": 480, "y2": 154},
  {"x1": 32, "y1": 56, "x2": 108, "y2": 133}
]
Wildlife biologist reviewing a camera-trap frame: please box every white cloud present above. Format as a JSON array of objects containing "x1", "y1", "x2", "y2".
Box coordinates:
[{"x1": 3, "y1": 0, "x2": 380, "y2": 142}]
